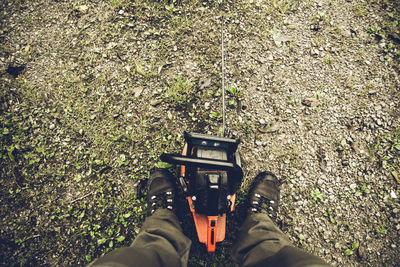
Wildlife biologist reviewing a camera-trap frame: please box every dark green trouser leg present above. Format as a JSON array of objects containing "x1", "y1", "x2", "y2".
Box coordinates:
[
  {"x1": 231, "y1": 213, "x2": 330, "y2": 267},
  {"x1": 89, "y1": 209, "x2": 192, "y2": 267}
]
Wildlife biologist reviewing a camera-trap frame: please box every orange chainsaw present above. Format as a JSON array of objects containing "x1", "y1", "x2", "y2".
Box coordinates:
[
  {"x1": 160, "y1": 132, "x2": 243, "y2": 252},
  {"x1": 160, "y1": 12, "x2": 242, "y2": 252}
]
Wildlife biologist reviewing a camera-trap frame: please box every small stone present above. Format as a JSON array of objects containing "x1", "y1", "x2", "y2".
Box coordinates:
[
  {"x1": 259, "y1": 118, "x2": 266, "y2": 125},
  {"x1": 49, "y1": 124, "x2": 55, "y2": 130},
  {"x1": 302, "y1": 98, "x2": 320, "y2": 107},
  {"x1": 204, "y1": 102, "x2": 210, "y2": 110},
  {"x1": 79, "y1": 129, "x2": 84, "y2": 135},
  {"x1": 342, "y1": 159, "x2": 349, "y2": 166},
  {"x1": 349, "y1": 184, "x2": 357, "y2": 190},
  {"x1": 76, "y1": 5, "x2": 88, "y2": 13},
  {"x1": 389, "y1": 33, "x2": 400, "y2": 44},
  {"x1": 390, "y1": 191, "x2": 397, "y2": 199},
  {"x1": 259, "y1": 124, "x2": 279, "y2": 133},
  {"x1": 311, "y1": 48, "x2": 319, "y2": 56},
  {"x1": 358, "y1": 245, "x2": 367, "y2": 259},
  {"x1": 118, "y1": 10, "x2": 124, "y2": 15},
  {"x1": 150, "y1": 99, "x2": 162, "y2": 106},
  {"x1": 199, "y1": 78, "x2": 212, "y2": 90}
]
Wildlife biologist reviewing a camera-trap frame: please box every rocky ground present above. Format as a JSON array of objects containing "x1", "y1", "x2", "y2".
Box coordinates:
[{"x1": 1, "y1": 0, "x2": 399, "y2": 266}]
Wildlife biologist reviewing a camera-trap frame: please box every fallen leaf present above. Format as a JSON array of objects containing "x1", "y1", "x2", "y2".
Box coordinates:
[
  {"x1": 135, "y1": 60, "x2": 146, "y2": 76},
  {"x1": 158, "y1": 65, "x2": 163, "y2": 74},
  {"x1": 392, "y1": 171, "x2": 399, "y2": 184},
  {"x1": 350, "y1": 141, "x2": 360, "y2": 154},
  {"x1": 133, "y1": 87, "x2": 143, "y2": 97}
]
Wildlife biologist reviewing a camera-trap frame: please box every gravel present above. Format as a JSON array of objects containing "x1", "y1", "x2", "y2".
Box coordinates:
[{"x1": 0, "y1": 0, "x2": 399, "y2": 266}]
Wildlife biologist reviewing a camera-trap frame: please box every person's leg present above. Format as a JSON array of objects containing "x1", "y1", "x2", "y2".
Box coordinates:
[
  {"x1": 231, "y1": 212, "x2": 291, "y2": 266},
  {"x1": 129, "y1": 208, "x2": 191, "y2": 267},
  {"x1": 89, "y1": 169, "x2": 191, "y2": 267},
  {"x1": 231, "y1": 172, "x2": 330, "y2": 267}
]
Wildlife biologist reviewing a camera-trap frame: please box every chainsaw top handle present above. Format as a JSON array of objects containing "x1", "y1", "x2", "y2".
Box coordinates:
[{"x1": 160, "y1": 154, "x2": 238, "y2": 171}]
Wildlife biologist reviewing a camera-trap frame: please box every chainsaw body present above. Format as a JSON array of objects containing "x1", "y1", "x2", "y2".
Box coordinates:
[{"x1": 161, "y1": 132, "x2": 243, "y2": 252}]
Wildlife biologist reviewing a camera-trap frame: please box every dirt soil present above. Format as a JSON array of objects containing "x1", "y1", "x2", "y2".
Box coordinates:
[{"x1": 1, "y1": 0, "x2": 399, "y2": 266}]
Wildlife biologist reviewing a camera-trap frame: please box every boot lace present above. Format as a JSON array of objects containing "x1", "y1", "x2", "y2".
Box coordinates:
[{"x1": 148, "y1": 191, "x2": 174, "y2": 215}]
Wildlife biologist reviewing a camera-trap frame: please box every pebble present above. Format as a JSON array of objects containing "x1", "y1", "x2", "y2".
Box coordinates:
[
  {"x1": 150, "y1": 99, "x2": 162, "y2": 106},
  {"x1": 358, "y1": 245, "x2": 367, "y2": 258},
  {"x1": 302, "y1": 98, "x2": 320, "y2": 107}
]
